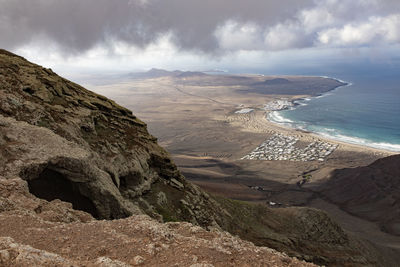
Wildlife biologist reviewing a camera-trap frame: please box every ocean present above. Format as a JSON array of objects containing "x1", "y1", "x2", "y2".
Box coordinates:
[{"x1": 266, "y1": 70, "x2": 400, "y2": 152}]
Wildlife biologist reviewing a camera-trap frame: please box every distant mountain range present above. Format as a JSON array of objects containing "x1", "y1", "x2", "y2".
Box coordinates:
[
  {"x1": 129, "y1": 68, "x2": 208, "y2": 79},
  {"x1": 254, "y1": 78, "x2": 292, "y2": 86}
]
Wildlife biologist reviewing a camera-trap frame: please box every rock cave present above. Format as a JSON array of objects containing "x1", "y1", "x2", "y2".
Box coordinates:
[{"x1": 27, "y1": 167, "x2": 99, "y2": 218}]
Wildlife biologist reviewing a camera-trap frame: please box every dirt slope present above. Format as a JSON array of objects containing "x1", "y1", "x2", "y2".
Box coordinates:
[{"x1": 318, "y1": 155, "x2": 400, "y2": 236}]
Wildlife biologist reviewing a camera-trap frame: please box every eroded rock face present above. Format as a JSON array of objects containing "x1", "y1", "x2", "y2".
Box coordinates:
[
  {"x1": 0, "y1": 49, "x2": 385, "y2": 266},
  {"x1": 0, "y1": 49, "x2": 219, "y2": 224}
]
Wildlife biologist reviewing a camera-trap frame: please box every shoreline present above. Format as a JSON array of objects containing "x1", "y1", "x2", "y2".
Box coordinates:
[
  {"x1": 267, "y1": 110, "x2": 399, "y2": 154},
  {"x1": 228, "y1": 109, "x2": 394, "y2": 159},
  {"x1": 265, "y1": 78, "x2": 400, "y2": 154},
  {"x1": 264, "y1": 112, "x2": 396, "y2": 156},
  {"x1": 290, "y1": 77, "x2": 351, "y2": 109}
]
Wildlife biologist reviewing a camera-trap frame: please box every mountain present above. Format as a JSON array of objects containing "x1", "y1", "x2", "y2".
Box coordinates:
[
  {"x1": 0, "y1": 49, "x2": 385, "y2": 266},
  {"x1": 255, "y1": 78, "x2": 292, "y2": 85},
  {"x1": 128, "y1": 68, "x2": 208, "y2": 79},
  {"x1": 129, "y1": 68, "x2": 181, "y2": 79},
  {"x1": 242, "y1": 77, "x2": 346, "y2": 96},
  {"x1": 176, "y1": 71, "x2": 208, "y2": 78},
  {"x1": 318, "y1": 154, "x2": 400, "y2": 236}
]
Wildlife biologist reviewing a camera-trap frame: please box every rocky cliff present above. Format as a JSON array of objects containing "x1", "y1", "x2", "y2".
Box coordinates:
[
  {"x1": 0, "y1": 49, "x2": 384, "y2": 266},
  {"x1": 0, "y1": 48, "x2": 218, "y2": 223}
]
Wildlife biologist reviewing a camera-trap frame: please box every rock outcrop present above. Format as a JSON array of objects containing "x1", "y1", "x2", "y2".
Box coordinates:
[{"x1": 0, "y1": 49, "x2": 385, "y2": 266}]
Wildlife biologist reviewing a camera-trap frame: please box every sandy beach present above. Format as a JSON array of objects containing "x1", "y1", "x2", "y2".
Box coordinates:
[{"x1": 229, "y1": 108, "x2": 394, "y2": 159}]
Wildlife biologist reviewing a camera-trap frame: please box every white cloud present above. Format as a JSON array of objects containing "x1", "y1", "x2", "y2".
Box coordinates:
[
  {"x1": 318, "y1": 14, "x2": 400, "y2": 46},
  {"x1": 9, "y1": 0, "x2": 400, "y2": 75},
  {"x1": 214, "y1": 21, "x2": 264, "y2": 51},
  {"x1": 214, "y1": 19, "x2": 310, "y2": 52},
  {"x1": 213, "y1": 0, "x2": 400, "y2": 52},
  {"x1": 264, "y1": 23, "x2": 308, "y2": 50},
  {"x1": 298, "y1": 5, "x2": 335, "y2": 33},
  {"x1": 15, "y1": 33, "x2": 182, "y2": 73}
]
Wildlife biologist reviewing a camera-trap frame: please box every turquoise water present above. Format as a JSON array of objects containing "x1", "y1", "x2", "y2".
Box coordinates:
[
  {"x1": 268, "y1": 75, "x2": 400, "y2": 151},
  {"x1": 228, "y1": 57, "x2": 400, "y2": 152}
]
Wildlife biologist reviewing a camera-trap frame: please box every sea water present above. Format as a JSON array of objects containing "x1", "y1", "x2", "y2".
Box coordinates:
[{"x1": 268, "y1": 74, "x2": 400, "y2": 152}]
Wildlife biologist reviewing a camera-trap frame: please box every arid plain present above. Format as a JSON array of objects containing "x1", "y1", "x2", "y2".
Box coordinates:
[{"x1": 87, "y1": 72, "x2": 399, "y2": 259}]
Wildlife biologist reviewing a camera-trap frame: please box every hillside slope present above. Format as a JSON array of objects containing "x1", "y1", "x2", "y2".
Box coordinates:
[
  {"x1": 318, "y1": 155, "x2": 400, "y2": 236},
  {"x1": 0, "y1": 49, "x2": 384, "y2": 266}
]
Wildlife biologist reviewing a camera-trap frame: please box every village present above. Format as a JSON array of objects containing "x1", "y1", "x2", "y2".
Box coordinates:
[
  {"x1": 262, "y1": 99, "x2": 293, "y2": 111},
  {"x1": 241, "y1": 133, "x2": 338, "y2": 162}
]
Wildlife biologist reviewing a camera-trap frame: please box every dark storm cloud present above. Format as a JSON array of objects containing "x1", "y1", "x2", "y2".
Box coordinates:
[
  {"x1": 1, "y1": 0, "x2": 399, "y2": 55},
  {"x1": 0, "y1": 0, "x2": 313, "y2": 53}
]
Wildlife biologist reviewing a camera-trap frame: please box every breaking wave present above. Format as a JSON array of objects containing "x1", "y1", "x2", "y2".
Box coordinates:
[
  {"x1": 268, "y1": 113, "x2": 400, "y2": 152},
  {"x1": 268, "y1": 111, "x2": 293, "y2": 124},
  {"x1": 317, "y1": 131, "x2": 400, "y2": 152}
]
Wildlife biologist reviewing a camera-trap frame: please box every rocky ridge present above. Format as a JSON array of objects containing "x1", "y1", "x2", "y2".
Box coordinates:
[{"x1": 0, "y1": 49, "x2": 385, "y2": 266}]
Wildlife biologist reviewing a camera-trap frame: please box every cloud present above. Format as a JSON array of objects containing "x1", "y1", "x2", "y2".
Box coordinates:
[
  {"x1": 318, "y1": 14, "x2": 400, "y2": 46},
  {"x1": 298, "y1": 4, "x2": 335, "y2": 33},
  {"x1": 0, "y1": 0, "x2": 312, "y2": 54},
  {"x1": 1, "y1": 0, "x2": 400, "y2": 70},
  {"x1": 263, "y1": 23, "x2": 310, "y2": 50},
  {"x1": 215, "y1": 21, "x2": 264, "y2": 51},
  {"x1": 214, "y1": 0, "x2": 400, "y2": 53}
]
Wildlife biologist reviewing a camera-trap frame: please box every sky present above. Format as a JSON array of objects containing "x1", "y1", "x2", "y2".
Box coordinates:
[{"x1": 1, "y1": 0, "x2": 400, "y2": 76}]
